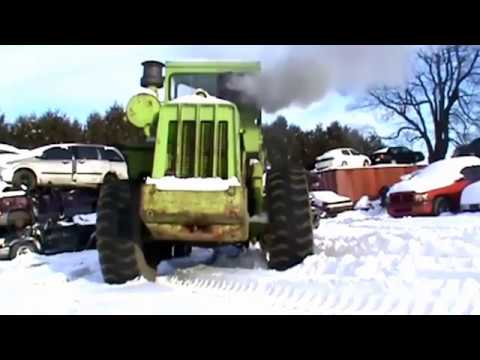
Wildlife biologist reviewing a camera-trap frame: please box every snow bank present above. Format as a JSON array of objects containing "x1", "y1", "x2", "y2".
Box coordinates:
[
  {"x1": 389, "y1": 156, "x2": 480, "y2": 194},
  {"x1": 354, "y1": 196, "x2": 371, "y2": 210},
  {"x1": 146, "y1": 177, "x2": 241, "y2": 191},
  {"x1": 461, "y1": 182, "x2": 480, "y2": 206},
  {"x1": 311, "y1": 191, "x2": 352, "y2": 206},
  {"x1": 73, "y1": 213, "x2": 97, "y2": 226},
  {"x1": 2, "y1": 209, "x2": 480, "y2": 314},
  {"x1": 373, "y1": 148, "x2": 388, "y2": 154}
]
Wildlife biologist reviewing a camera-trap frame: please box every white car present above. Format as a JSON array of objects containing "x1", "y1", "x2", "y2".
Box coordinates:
[
  {"x1": 461, "y1": 182, "x2": 480, "y2": 212},
  {"x1": 0, "y1": 144, "x2": 29, "y2": 165},
  {"x1": 0, "y1": 144, "x2": 129, "y2": 189},
  {"x1": 460, "y1": 165, "x2": 480, "y2": 212},
  {"x1": 314, "y1": 148, "x2": 371, "y2": 172}
]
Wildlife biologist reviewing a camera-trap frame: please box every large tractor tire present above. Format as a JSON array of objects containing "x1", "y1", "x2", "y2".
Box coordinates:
[
  {"x1": 263, "y1": 163, "x2": 314, "y2": 271},
  {"x1": 96, "y1": 180, "x2": 156, "y2": 284}
]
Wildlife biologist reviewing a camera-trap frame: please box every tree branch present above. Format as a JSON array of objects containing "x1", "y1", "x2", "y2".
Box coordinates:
[{"x1": 381, "y1": 126, "x2": 418, "y2": 141}]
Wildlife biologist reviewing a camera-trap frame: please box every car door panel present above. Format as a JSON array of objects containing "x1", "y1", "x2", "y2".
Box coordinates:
[
  {"x1": 72, "y1": 146, "x2": 104, "y2": 185},
  {"x1": 38, "y1": 147, "x2": 74, "y2": 185}
]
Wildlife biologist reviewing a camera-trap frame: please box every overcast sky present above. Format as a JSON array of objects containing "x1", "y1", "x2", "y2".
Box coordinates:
[{"x1": 0, "y1": 45, "x2": 395, "y2": 137}]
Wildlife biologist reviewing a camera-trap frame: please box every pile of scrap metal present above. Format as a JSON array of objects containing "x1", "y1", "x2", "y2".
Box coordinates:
[
  {"x1": 310, "y1": 191, "x2": 354, "y2": 218},
  {"x1": 0, "y1": 186, "x2": 98, "y2": 260}
]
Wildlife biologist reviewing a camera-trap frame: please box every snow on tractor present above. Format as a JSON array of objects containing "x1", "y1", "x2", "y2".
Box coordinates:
[{"x1": 96, "y1": 61, "x2": 314, "y2": 284}]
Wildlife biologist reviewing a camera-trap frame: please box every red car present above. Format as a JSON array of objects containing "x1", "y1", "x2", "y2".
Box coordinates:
[{"x1": 387, "y1": 156, "x2": 480, "y2": 217}]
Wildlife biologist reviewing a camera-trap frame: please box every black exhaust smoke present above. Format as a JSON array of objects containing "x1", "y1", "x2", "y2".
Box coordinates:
[{"x1": 226, "y1": 45, "x2": 420, "y2": 113}]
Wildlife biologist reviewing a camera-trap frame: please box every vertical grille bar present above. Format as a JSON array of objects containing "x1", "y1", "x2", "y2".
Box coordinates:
[
  {"x1": 200, "y1": 121, "x2": 214, "y2": 177},
  {"x1": 175, "y1": 105, "x2": 183, "y2": 176},
  {"x1": 217, "y1": 121, "x2": 228, "y2": 179},
  {"x1": 166, "y1": 121, "x2": 178, "y2": 175},
  {"x1": 194, "y1": 105, "x2": 201, "y2": 177},
  {"x1": 181, "y1": 121, "x2": 196, "y2": 177},
  {"x1": 212, "y1": 105, "x2": 218, "y2": 178}
]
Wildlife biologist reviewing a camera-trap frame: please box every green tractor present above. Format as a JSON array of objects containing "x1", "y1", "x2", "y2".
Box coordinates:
[{"x1": 96, "y1": 60, "x2": 314, "y2": 284}]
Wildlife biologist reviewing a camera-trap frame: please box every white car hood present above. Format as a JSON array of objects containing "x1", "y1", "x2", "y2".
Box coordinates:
[{"x1": 389, "y1": 156, "x2": 480, "y2": 195}]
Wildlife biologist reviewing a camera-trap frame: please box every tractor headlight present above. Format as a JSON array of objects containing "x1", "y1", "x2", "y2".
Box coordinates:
[{"x1": 414, "y1": 193, "x2": 429, "y2": 203}]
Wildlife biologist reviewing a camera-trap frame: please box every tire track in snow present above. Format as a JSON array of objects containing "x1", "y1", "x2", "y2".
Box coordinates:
[
  {"x1": 166, "y1": 267, "x2": 394, "y2": 315},
  {"x1": 165, "y1": 257, "x2": 480, "y2": 315},
  {"x1": 100, "y1": 211, "x2": 480, "y2": 314}
]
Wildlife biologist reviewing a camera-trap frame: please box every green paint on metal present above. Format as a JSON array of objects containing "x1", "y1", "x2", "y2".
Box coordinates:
[
  {"x1": 151, "y1": 103, "x2": 240, "y2": 179},
  {"x1": 115, "y1": 144, "x2": 154, "y2": 181},
  {"x1": 126, "y1": 94, "x2": 161, "y2": 129}
]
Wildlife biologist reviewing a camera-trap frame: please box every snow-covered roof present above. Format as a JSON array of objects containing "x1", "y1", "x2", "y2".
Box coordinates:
[
  {"x1": 373, "y1": 148, "x2": 389, "y2": 154},
  {"x1": 316, "y1": 149, "x2": 345, "y2": 160},
  {"x1": 170, "y1": 92, "x2": 232, "y2": 105},
  {"x1": 389, "y1": 156, "x2": 480, "y2": 194},
  {"x1": 0, "y1": 144, "x2": 25, "y2": 154},
  {"x1": 73, "y1": 213, "x2": 97, "y2": 226},
  {"x1": 146, "y1": 177, "x2": 241, "y2": 192},
  {"x1": 311, "y1": 191, "x2": 352, "y2": 205}
]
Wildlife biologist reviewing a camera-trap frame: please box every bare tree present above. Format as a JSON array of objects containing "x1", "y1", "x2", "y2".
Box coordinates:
[{"x1": 360, "y1": 45, "x2": 480, "y2": 162}]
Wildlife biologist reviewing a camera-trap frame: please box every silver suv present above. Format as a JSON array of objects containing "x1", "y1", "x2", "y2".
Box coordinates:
[{"x1": 0, "y1": 144, "x2": 129, "y2": 189}]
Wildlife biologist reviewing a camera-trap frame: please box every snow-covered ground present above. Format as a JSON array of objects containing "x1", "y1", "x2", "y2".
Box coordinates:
[{"x1": 2, "y1": 205, "x2": 480, "y2": 314}]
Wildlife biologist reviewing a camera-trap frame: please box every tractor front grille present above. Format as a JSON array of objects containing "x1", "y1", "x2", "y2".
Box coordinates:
[{"x1": 166, "y1": 120, "x2": 229, "y2": 179}]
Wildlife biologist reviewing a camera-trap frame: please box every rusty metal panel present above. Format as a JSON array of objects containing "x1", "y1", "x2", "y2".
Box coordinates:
[
  {"x1": 139, "y1": 184, "x2": 249, "y2": 243},
  {"x1": 316, "y1": 165, "x2": 425, "y2": 203},
  {"x1": 146, "y1": 224, "x2": 247, "y2": 242}
]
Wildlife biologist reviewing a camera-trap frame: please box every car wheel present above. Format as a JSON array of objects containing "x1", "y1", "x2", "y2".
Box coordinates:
[
  {"x1": 10, "y1": 242, "x2": 37, "y2": 259},
  {"x1": 363, "y1": 160, "x2": 369, "y2": 167},
  {"x1": 13, "y1": 170, "x2": 37, "y2": 190},
  {"x1": 433, "y1": 197, "x2": 451, "y2": 216},
  {"x1": 103, "y1": 173, "x2": 118, "y2": 184}
]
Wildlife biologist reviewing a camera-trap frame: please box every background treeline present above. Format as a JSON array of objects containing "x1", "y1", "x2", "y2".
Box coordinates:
[
  {"x1": 263, "y1": 116, "x2": 384, "y2": 169},
  {"x1": 0, "y1": 106, "x2": 385, "y2": 170},
  {"x1": 0, "y1": 104, "x2": 146, "y2": 149}
]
